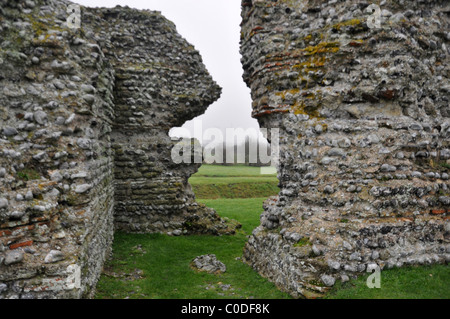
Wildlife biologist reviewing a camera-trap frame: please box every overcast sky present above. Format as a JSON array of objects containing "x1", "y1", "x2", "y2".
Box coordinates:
[{"x1": 72, "y1": 0, "x2": 259, "y2": 142}]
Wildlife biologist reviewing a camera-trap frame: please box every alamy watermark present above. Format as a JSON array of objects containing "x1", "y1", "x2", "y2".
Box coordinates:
[
  {"x1": 170, "y1": 121, "x2": 279, "y2": 175},
  {"x1": 366, "y1": 4, "x2": 382, "y2": 29},
  {"x1": 366, "y1": 264, "x2": 381, "y2": 289},
  {"x1": 67, "y1": 4, "x2": 81, "y2": 29}
]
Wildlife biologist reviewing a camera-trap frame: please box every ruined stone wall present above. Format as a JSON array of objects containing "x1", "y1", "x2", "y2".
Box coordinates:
[
  {"x1": 0, "y1": 0, "x2": 229, "y2": 299},
  {"x1": 0, "y1": 0, "x2": 117, "y2": 298},
  {"x1": 84, "y1": 7, "x2": 233, "y2": 235},
  {"x1": 240, "y1": 0, "x2": 450, "y2": 298}
]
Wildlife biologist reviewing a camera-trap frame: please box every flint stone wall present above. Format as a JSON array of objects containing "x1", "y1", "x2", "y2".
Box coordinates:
[
  {"x1": 240, "y1": 0, "x2": 450, "y2": 298},
  {"x1": 0, "y1": 0, "x2": 231, "y2": 298}
]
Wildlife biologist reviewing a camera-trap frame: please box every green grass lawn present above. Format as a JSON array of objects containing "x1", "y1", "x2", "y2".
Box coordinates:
[
  {"x1": 95, "y1": 198, "x2": 292, "y2": 299},
  {"x1": 190, "y1": 164, "x2": 279, "y2": 199},
  {"x1": 193, "y1": 164, "x2": 276, "y2": 177},
  {"x1": 189, "y1": 176, "x2": 278, "y2": 185},
  {"x1": 95, "y1": 164, "x2": 449, "y2": 299},
  {"x1": 325, "y1": 264, "x2": 450, "y2": 299}
]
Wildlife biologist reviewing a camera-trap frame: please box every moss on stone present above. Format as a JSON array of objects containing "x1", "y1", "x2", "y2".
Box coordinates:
[
  {"x1": 331, "y1": 19, "x2": 363, "y2": 31},
  {"x1": 303, "y1": 41, "x2": 340, "y2": 56},
  {"x1": 294, "y1": 237, "x2": 312, "y2": 247},
  {"x1": 17, "y1": 168, "x2": 41, "y2": 181},
  {"x1": 291, "y1": 100, "x2": 322, "y2": 119}
]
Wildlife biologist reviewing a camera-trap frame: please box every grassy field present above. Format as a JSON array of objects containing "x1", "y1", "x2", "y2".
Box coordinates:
[
  {"x1": 95, "y1": 165, "x2": 287, "y2": 299},
  {"x1": 190, "y1": 164, "x2": 279, "y2": 199},
  {"x1": 191, "y1": 164, "x2": 275, "y2": 177},
  {"x1": 325, "y1": 264, "x2": 450, "y2": 299},
  {"x1": 94, "y1": 198, "x2": 291, "y2": 299},
  {"x1": 95, "y1": 164, "x2": 449, "y2": 299}
]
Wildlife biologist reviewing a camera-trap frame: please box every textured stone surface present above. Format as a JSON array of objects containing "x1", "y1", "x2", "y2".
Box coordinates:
[
  {"x1": 240, "y1": 0, "x2": 449, "y2": 298},
  {"x1": 191, "y1": 254, "x2": 227, "y2": 274},
  {"x1": 0, "y1": 0, "x2": 234, "y2": 299},
  {"x1": 0, "y1": 0, "x2": 117, "y2": 298},
  {"x1": 79, "y1": 6, "x2": 236, "y2": 236},
  {"x1": 96, "y1": 6, "x2": 236, "y2": 236}
]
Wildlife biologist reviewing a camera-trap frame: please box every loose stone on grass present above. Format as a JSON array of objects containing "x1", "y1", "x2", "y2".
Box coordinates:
[{"x1": 190, "y1": 254, "x2": 226, "y2": 274}]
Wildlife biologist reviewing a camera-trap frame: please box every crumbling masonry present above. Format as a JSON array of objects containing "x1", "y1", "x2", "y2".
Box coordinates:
[
  {"x1": 240, "y1": 0, "x2": 449, "y2": 298},
  {"x1": 0, "y1": 0, "x2": 236, "y2": 298}
]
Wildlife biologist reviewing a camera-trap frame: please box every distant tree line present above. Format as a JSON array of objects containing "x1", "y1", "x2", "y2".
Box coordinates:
[{"x1": 202, "y1": 136, "x2": 272, "y2": 167}]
